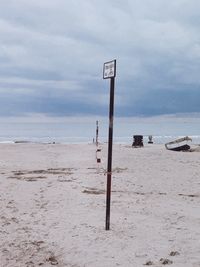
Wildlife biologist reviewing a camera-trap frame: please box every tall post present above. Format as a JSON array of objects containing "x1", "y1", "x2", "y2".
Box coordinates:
[
  {"x1": 105, "y1": 77, "x2": 115, "y2": 230},
  {"x1": 103, "y1": 59, "x2": 116, "y2": 231}
]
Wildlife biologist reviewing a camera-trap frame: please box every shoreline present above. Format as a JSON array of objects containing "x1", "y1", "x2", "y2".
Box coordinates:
[{"x1": 1, "y1": 132, "x2": 200, "y2": 146}]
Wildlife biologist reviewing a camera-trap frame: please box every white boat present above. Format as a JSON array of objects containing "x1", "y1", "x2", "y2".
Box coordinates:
[{"x1": 165, "y1": 136, "x2": 192, "y2": 151}]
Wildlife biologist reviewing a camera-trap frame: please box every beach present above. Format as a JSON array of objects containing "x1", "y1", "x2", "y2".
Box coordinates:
[{"x1": 0, "y1": 143, "x2": 200, "y2": 267}]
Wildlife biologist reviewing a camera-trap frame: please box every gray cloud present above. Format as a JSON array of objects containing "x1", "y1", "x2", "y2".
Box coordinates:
[{"x1": 0, "y1": 0, "x2": 200, "y2": 117}]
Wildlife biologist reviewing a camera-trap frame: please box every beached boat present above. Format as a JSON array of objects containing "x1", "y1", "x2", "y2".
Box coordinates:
[{"x1": 165, "y1": 136, "x2": 192, "y2": 151}]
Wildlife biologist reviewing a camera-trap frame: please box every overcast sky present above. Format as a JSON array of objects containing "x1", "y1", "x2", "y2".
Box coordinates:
[{"x1": 0, "y1": 0, "x2": 200, "y2": 117}]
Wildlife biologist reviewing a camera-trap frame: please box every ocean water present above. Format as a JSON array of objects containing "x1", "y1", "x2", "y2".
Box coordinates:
[{"x1": 0, "y1": 116, "x2": 200, "y2": 145}]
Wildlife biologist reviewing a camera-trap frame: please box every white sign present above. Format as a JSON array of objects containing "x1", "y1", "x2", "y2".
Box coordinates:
[{"x1": 103, "y1": 60, "x2": 116, "y2": 79}]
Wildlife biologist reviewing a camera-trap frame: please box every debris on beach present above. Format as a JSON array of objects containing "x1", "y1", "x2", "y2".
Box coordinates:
[
  {"x1": 159, "y1": 258, "x2": 173, "y2": 265},
  {"x1": 148, "y1": 135, "x2": 153, "y2": 144},
  {"x1": 144, "y1": 260, "x2": 154, "y2": 265},
  {"x1": 169, "y1": 251, "x2": 180, "y2": 256},
  {"x1": 46, "y1": 255, "x2": 58, "y2": 265},
  {"x1": 82, "y1": 187, "x2": 105, "y2": 195},
  {"x1": 165, "y1": 136, "x2": 192, "y2": 151}
]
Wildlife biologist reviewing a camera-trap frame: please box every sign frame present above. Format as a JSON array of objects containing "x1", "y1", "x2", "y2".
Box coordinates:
[{"x1": 103, "y1": 60, "x2": 116, "y2": 79}]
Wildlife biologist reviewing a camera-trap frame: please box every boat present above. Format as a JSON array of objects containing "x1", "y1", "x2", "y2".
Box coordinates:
[{"x1": 165, "y1": 136, "x2": 192, "y2": 151}]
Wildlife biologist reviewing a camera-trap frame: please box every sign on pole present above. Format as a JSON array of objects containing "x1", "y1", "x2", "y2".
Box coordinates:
[
  {"x1": 103, "y1": 59, "x2": 116, "y2": 230},
  {"x1": 103, "y1": 60, "x2": 116, "y2": 79}
]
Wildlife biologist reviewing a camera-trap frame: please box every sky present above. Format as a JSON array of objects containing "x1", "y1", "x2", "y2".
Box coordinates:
[{"x1": 0, "y1": 0, "x2": 200, "y2": 118}]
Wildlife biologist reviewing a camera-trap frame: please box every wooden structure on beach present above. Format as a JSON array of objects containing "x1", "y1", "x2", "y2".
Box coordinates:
[{"x1": 132, "y1": 135, "x2": 143, "y2": 147}]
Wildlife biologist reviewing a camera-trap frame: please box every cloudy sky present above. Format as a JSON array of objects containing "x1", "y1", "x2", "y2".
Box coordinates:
[{"x1": 0, "y1": 0, "x2": 200, "y2": 117}]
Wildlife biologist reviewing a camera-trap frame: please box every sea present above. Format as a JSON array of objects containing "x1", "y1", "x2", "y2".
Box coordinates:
[{"x1": 0, "y1": 115, "x2": 200, "y2": 145}]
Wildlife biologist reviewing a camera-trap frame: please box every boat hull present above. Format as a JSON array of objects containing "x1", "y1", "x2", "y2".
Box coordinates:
[{"x1": 167, "y1": 144, "x2": 190, "y2": 151}]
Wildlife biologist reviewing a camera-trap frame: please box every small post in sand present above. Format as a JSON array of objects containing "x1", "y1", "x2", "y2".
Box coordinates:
[{"x1": 96, "y1": 120, "x2": 99, "y2": 146}]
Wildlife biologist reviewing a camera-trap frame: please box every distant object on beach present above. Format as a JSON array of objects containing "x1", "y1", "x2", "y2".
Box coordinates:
[
  {"x1": 165, "y1": 136, "x2": 192, "y2": 151},
  {"x1": 15, "y1": 140, "x2": 30, "y2": 144},
  {"x1": 148, "y1": 135, "x2": 153, "y2": 144},
  {"x1": 132, "y1": 135, "x2": 144, "y2": 147},
  {"x1": 96, "y1": 148, "x2": 101, "y2": 163}
]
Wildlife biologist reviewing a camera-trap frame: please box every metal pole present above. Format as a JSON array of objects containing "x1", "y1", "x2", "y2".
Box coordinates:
[{"x1": 105, "y1": 77, "x2": 115, "y2": 230}]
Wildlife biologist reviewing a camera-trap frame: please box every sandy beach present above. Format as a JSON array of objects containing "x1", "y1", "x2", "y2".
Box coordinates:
[{"x1": 0, "y1": 143, "x2": 200, "y2": 267}]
